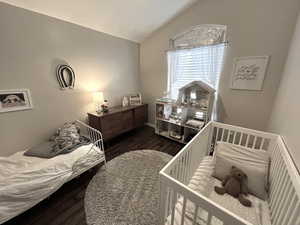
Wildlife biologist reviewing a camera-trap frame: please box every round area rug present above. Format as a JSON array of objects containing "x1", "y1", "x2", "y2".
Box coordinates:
[{"x1": 84, "y1": 150, "x2": 171, "y2": 225}]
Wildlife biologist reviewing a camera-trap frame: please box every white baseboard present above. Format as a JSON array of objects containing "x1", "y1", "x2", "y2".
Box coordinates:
[{"x1": 146, "y1": 122, "x2": 155, "y2": 128}]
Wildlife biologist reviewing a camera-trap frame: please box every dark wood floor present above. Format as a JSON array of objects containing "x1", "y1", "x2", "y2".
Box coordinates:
[{"x1": 4, "y1": 126, "x2": 183, "y2": 225}]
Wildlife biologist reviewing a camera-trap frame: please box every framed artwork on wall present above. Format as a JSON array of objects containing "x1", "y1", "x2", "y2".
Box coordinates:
[
  {"x1": 230, "y1": 56, "x2": 270, "y2": 90},
  {"x1": 0, "y1": 89, "x2": 33, "y2": 113}
]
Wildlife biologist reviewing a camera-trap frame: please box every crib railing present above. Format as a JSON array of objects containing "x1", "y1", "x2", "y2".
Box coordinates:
[
  {"x1": 210, "y1": 122, "x2": 277, "y2": 153},
  {"x1": 268, "y1": 137, "x2": 300, "y2": 225},
  {"x1": 162, "y1": 122, "x2": 211, "y2": 185},
  {"x1": 159, "y1": 121, "x2": 299, "y2": 225},
  {"x1": 160, "y1": 122, "x2": 254, "y2": 225}
]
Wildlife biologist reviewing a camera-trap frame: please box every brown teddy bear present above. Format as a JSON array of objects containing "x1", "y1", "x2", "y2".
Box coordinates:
[{"x1": 214, "y1": 166, "x2": 252, "y2": 207}]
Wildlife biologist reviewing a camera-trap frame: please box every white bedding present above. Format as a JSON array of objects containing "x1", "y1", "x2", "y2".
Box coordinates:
[
  {"x1": 166, "y1": 157, "x2": 271, "y2": 225},
  {"x1": 0, "y1": 144, "x2": 104, "y2": 224}
]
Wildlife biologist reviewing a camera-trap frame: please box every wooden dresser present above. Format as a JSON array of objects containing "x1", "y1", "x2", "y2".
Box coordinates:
[{"x1": 88, "y1": 104, "x2": 148, "y2": 140}]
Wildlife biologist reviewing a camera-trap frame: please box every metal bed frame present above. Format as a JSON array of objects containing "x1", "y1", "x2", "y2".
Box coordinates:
[{"x1": 1, "y1": 120, "x2": 106, "y2": 224}]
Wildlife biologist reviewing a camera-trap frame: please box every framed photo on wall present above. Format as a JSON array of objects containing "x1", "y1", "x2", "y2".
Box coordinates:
[
  {"x1": 230, "y1": 56, "x2": 270, "y2": 90},
  {"x1": 0, "y1": 89, "x2": 33, "y2": 113}
]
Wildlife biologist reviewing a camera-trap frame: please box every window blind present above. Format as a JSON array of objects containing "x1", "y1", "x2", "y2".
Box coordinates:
[{"x1": 167, "y1": 43, "x2": 225, "y2": 99}]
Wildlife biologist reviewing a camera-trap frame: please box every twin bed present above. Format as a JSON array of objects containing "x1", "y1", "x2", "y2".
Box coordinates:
[
  {"x1": 0, "y1": 120, "x2": 105, "y2": 224},
  {"x1": 159, "y1": 121, "x2": 300, "y2": 225}
]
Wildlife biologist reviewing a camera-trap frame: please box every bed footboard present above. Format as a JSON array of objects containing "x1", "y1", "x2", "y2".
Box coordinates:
[{"x1": 71, "y1": 120, "x2": 106, "y2": 176}]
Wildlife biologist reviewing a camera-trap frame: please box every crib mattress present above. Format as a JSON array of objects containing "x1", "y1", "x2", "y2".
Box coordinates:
[{"x1": 166, "y1": 156, "x2": 271, "y2": 225}]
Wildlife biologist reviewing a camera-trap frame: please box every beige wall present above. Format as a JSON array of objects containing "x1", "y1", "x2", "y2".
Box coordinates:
[
  {"x1": 268, "y1": 13, "x2": 300, "y2": 170},
  {"x1": 140, "y1": 0, "x2": 300, "y2": 131},
  {"x1": 0, "y1": 3, "x2": 140, "y2": 156}
]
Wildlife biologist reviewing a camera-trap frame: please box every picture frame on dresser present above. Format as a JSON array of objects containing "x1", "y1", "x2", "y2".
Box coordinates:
[{"x1": 129, "y1": 93, "x2": 142, "y2": 105}]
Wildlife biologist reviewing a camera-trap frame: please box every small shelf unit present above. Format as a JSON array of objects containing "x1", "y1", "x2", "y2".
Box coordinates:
[{"x1": 155, "y1": 81, "x2": 215, "y2": 144}]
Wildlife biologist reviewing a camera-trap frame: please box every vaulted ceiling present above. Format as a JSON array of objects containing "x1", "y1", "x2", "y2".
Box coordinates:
[{"x1": 2, "y1": 0, "x2": 197, "y2": 42}]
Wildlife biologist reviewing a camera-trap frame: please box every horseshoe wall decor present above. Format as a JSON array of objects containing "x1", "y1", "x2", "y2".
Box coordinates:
[{"x1": 56, "y1": 65, "x2": 75, "y2": 90}]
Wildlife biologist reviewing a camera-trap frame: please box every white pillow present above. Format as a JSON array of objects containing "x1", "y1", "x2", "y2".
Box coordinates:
[{"x1": 213, "y1": 142, "x2": 270, "y2": 200}]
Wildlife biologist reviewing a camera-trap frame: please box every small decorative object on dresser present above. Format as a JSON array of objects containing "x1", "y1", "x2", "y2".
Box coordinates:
[
  {"x1": 231, "y1": 56, "x2": 269, "y2": 90},
  {"x1": 93, "y1": 91, "x2": 104, "y2": 113},
  {"x1": 122, "y1": 96, "x2": 129, "y2": 107},
  {"x1": 0, "y1": 89, "x2": 33, "y2": 113},
  {"x1": 129, "y1": 93, "x2": 142, "y2": 105},
  {"x1": 88, "y1": 104, "x2": 148, "y2": 141},
  {"x1": 101, "y1": 100, "x2": 109, "y2": 113}
]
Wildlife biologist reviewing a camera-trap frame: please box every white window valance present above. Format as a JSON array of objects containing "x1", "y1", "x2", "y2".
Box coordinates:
[{"x1": 170, "y1": 24, "x2": 227, "y2": 50}]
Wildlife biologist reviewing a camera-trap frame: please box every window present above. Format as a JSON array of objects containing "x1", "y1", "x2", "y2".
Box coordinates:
[{"x1": 167, "y1": 43, "x2": 225, "y2": 99}]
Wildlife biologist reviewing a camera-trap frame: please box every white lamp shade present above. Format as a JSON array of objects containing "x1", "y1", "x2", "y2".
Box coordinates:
[{"x1": 93, "y1": 92, "x2": 104, "y2": 104}]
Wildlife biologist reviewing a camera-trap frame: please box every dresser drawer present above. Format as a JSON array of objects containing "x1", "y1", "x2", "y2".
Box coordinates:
[
  {"x1": 122, "y1": 110, "x2": 134, "y2": 132},
  {"x1": 134, "y1": 105, "x2": 148, "y2": 128},
  {"x1": 101, "y1": 113, "x2": 123, "y2": 139}
]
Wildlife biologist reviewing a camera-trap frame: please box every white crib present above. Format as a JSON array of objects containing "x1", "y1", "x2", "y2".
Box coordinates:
[{"x1": 159, "y1": 121, "x2": 300, "y2": 225}]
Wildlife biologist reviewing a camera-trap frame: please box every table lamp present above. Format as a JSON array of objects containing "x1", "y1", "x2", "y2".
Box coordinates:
[{"x1": 93, "y1": 91, "x2": 104, "y2": 113}]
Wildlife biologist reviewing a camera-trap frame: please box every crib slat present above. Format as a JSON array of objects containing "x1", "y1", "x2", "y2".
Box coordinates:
[
  {"x1": 179, "y1": 159, "x2": 183, "y2": 182},
  {"x1": 192, "y1": 205, "x2": 199, "y2": 225},
  {"x1": 280, "y1": 194, "x2": 297, "y2": 225},
  {"x1": 273, "y1": 184, "x2": 294, "y2": 225},
  {"x1": 177, "y1": 159, "x2": 181, "y2": 181},
  {"x1": 216, "y1": 127, "x2": 220, "y2": 142},
  {"x1": 174, "y1": 164, "x2": 178, "y2": 180},
  {"x1": 269, "y1": 145, "x2": 281, "y2": 186},
  {"x1": 245, "y1": 135, "x2": 249, "y2": 147},
  {"x1": 170, "y1": 191, "x2": 177, "y2": 225},
  {"x1": 189, "y1": 150, "x2": 192, "y2": 180},
  {"x1": 186, "y1": 151, "x2": 191, "y2": 181},
  {"x1": 182, "y1": 154, "x2": 186, "y2": 184},
  {"x1": 221, "y1": 129, "x2": 225, "y2": 141},
  {"x1": 166, "y1": 187, "x2": 171, "y2": 218},
  {"x1": 186, "y1": 155, "x2": 188, "y2": 184},
  {"x1": 233, "y1": 131, "x2": 237, "y2": 144},
  {"x1": 187, "y1": 152, "x2": 190, "y2": 183},
  {"x1": 286, "y1": 201, "x2": 300, "y2": 225},
  {"x1": 177, "y1": 163, "x2": 180, "y2": 181},
  {"x1": 172, "y1": 164, "x2": 175, "y2": 179},
  {"x1": 259, "y1": 138, "x2": 265, "y2": 150},
  {"x1": 270, "y1": 160, "x2": 285, "y2": 208},
  {"x1": 184, "y1": 155, "x2": 187, "y2": 183},
  {"x1": 272, "y1": 172, "x2": 290, "y2": 220},
  {"x1": 178, "y1": 159, "x2": 182, "y2": 182},
  {"x1": 226, "y1": 130, "x2": 230, "y2": 142},
  {"x1": 181, "y1": 197, "x2": 187, "y2": 225},
  {"x1": 270, "y1": 147, "x2": 283, "y2": 191},
  {"x1": 252, "y1": 136, "x2": 257, "y2": 149},
  {"x1": 207, "y1": 212, "x2": 212, "y2": 225},
  {"x1": 159, "y1": 180, "x2": 168, "y2": 224},
  {"x1": 238, "y1": 133, "x2": 243, "y2": 145},
  {"x1": 183, "y1": 154, "x2": 187, "y2": 184}
]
